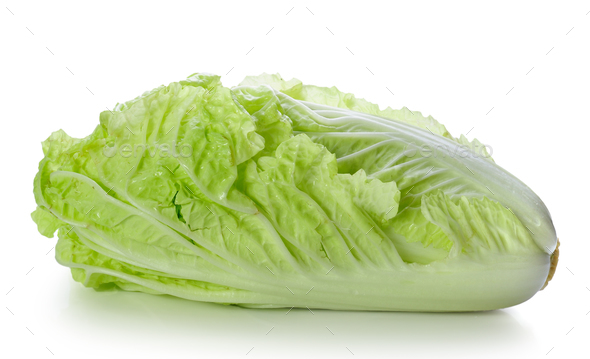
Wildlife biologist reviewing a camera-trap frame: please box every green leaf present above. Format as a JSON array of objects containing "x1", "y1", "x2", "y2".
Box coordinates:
[{"x1": 31, "y1": 206, "x2": 65, "y2": 238}]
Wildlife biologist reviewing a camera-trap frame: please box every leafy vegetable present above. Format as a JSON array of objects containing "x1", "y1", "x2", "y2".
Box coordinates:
[{"x1": 32, "y1": 73, "x2": 558, "y2": 311}]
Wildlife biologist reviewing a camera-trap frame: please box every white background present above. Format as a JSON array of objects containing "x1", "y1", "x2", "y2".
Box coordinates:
[{"x1": 1, "y1": 1, "x2": 589, "y2": 358}]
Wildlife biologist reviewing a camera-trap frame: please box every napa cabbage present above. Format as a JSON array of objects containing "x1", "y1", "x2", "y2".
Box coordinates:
[{"x1": 31, "y1": 73, "x2": 558, "y2": 311}]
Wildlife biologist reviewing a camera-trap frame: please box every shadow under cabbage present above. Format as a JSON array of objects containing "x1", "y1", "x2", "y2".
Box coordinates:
[{"x1": 58, "y1": 285, "x2": 537, "y2": 357}]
